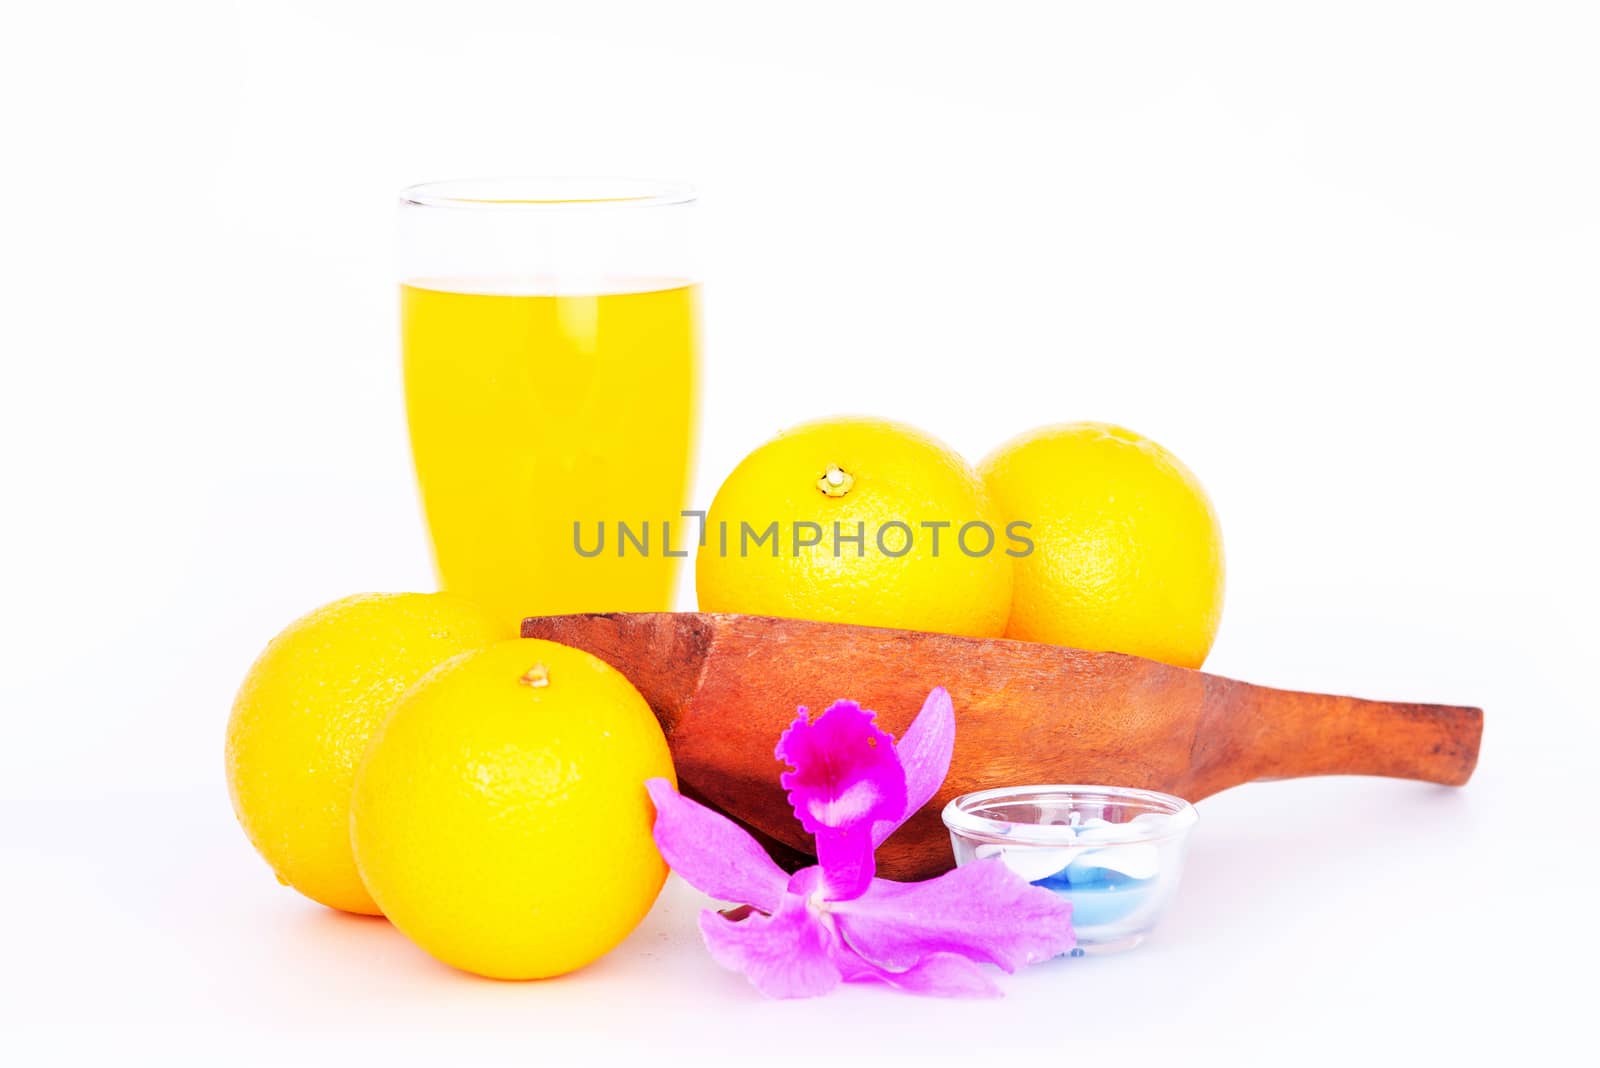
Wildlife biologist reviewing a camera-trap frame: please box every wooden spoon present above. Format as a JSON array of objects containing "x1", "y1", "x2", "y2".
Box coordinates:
[{"x1": 520, "y1": 612, "x2": 1482, "y2": 880}]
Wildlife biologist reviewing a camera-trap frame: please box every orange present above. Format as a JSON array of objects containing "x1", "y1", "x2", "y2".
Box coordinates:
[
  {"x1": 980, "y1": 423, "x2": 1224, "y2": 668},
  {"x1": 350, "y1": 639, "x2": 675, "y2": 980},
  {"x1": 225, "y1": 592, "x2": 501, "y2": 914},
  {"x1": 695, "y1": 416, "x2": 1013, "y2": 638}
]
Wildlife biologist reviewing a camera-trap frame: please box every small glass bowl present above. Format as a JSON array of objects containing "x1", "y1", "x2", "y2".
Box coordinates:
[{"x1": 942, "y1": 785, "x2": 1198, "y2": 954}]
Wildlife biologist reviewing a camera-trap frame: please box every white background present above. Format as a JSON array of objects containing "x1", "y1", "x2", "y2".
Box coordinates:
[{"x1": 3, "y1": 1, "x2": 1596, "y2": 1063}]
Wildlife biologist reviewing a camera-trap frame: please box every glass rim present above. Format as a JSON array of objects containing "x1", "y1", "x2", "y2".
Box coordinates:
[
  {"x1": 399, "y1": 176, "x2": 697, "y2": 211},
  {"x1": 941, "y1": 784, "x2": 1198, "y2": 847}
]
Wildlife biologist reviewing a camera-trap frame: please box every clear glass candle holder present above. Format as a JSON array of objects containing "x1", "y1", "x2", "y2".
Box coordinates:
[{"x1": 943, "y1": 785, "x2": 1198, "y2": 954}]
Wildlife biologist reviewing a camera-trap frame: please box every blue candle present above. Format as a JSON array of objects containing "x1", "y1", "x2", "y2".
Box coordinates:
[
  {"x1": 1032, "y1": 860, "x2": 1156, "y2": 927},
  {"x1": 944, "y1": 786, "x2": 1198, "y2": 954}
]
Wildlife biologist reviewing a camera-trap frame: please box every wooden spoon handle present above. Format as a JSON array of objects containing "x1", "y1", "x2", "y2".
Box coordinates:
[{"x1": 1186, "y1": 674, "x2": 1483, "y2": 795}]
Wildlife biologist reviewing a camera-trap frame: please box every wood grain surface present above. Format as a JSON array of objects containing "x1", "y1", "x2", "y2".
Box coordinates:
[{"x1": 521, "y1": 612, "x2": 1482, "y2": 880}]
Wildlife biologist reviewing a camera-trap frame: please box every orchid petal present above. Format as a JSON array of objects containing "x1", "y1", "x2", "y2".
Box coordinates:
[
  {"x1": 674, "y1": 689, "x2": 1074, "y2": 1001},
  {"x1": 698, "y1": 893, "x2": 841, "y2": 999},
  {"x1": 871, "y1": 687, "x2": 956, "y2": 848},
  {"x1": 646, "y1": 778, "x2": 788, "y2": 915},
  {"x1": 832, "y1": 859, "x2": 1076, "y2": 973},
  {"x1": 835, "y1": 945, "x2": 1003, "y2": 999},
  {"x1": 777, "y1": 701, "x2": 907, "y2": 901}
]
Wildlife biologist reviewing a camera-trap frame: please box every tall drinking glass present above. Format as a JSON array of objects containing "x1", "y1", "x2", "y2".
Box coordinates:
[{"x1": 398, "y1": 178, "x2": 698, "y2": 631}]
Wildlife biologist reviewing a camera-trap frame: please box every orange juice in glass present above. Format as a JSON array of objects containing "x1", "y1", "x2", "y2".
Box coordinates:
[{"x1": 398, "y1": 178, "x2": 698, "y2": 631}]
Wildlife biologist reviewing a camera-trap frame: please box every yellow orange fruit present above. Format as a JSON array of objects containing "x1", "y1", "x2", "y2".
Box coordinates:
[
  {"x1": 980, "y1": 422, "x2": 1224, "y2": 668},
  {"x1": 696, "y1": 416, "x2": 1013, "y2": 638},
  {"x1": 225, "y1": 592, "x2": 501, "y2": 914},
  {"x1": 350, "y1": 639, "x2": 675, "y2": 980}
]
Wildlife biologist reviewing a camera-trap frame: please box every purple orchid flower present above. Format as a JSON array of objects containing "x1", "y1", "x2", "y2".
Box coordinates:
[{"x1": 644, "y1": 687, "x2": 1076, "y2": 999}]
